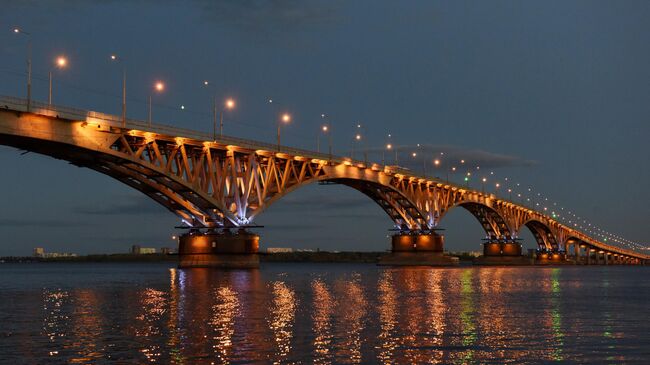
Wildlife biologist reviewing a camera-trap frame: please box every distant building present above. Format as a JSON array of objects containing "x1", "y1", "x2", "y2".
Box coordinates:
[
  {"x1": 266, "y1": 247, "x2": 293, "y2": 253},
  {"x1": 33, "y1": 248, "x2": 77, "y2": 258},
  {"x1": 160, "y1": 247, "x2": 174, "y2": 254},
  {"x1": 131, "y1": 245, "x2": 156, "y2": 254},
  {"x1": 44, "y1": 252, "x2": 78, "y2": 258}
]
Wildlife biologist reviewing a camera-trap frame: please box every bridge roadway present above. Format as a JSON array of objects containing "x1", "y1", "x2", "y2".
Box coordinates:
[{"x1": 0, "y1": 95, "x2": 647, "y2": 267}]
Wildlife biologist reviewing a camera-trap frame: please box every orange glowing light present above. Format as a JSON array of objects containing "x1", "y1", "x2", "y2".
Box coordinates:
[
  {"x1": 154, "y1": 82, "x2": 165, "y2": 92},
  {"x1": 225, "y1": 98, "x2": 235, "y2": 110},
  {"x1": 282, "y1": 113, "x2": 291, "y2": 123},
  {"x1": 55, "y1": 56, "x2": 67, "y2": 68}
]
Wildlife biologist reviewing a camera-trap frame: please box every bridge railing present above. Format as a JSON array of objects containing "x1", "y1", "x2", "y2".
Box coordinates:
[
  {"x1": 0, "y1": 95, "x2": 417, "y2": 173},
  {"x1": 2, "y1": 95, "x2": 646, "y2": 258}
]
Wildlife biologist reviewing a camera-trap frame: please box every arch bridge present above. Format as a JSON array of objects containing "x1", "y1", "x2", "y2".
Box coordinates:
[{"x1": 0, "y1": 96, "x2": 646, "y2": 267}]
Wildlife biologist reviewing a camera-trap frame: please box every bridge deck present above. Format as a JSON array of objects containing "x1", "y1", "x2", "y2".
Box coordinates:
[{"x1": 0, "y1": 95, "x2": 647, "y2": 260}]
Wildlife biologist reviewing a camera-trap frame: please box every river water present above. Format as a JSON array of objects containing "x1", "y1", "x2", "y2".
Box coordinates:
[{"x1": 0, "y1": 263, "x2": 648, "y2": 364}]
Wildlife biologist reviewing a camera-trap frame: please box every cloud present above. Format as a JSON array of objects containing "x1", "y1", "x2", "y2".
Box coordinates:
[
  {"x1": 0, "y1": 218, "x2": 84, "y2": 228},
  {"x1": 73, "y1": 194, "x2": 168, "y2": 215},
  {"x1": 195, "y1": 0, "x2": 343, "y2": 32}
]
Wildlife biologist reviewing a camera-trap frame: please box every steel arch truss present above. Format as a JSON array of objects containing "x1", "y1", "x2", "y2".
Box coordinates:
[
  {"x1": 524, "y1": 220, "x2": 559, "y2": 251},
  {"x1": 109, "y1": 134, "x2": 327, "y2": 227},
  {"x1": 459, "y1": 203, "x2": 514, "y2": 241},
  {"x1": 0, "y1": 106, "x2": 647, "y2": 262}
]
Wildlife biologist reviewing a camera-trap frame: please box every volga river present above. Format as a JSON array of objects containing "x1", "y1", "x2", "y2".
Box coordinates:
[{"x1": 0, "y1": 263, "x2": 648, "y2": 364}]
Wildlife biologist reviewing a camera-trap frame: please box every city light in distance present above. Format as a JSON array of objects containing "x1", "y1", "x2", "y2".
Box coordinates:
[
  {"x1": 225, "y1": 98, "x2": 235, "y2": 109},
  {"x1": 154, "y1": 81, "x2": 165, "y2": 92},
  {"x1": 282, "y1": 113, "x2": 291, "y2": 123}
]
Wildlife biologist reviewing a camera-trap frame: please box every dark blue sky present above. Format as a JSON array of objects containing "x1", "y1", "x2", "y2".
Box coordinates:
[{"x1": 0, "y1": 1, "x2": 648, "y2": 255}]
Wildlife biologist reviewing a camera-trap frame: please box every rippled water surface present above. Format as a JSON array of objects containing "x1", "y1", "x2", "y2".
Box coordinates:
[{"x1": 1, "y1": 263, "x2": 649, "y2": 364}]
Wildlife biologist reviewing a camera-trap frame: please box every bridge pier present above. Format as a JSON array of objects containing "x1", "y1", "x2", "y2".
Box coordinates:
[
  {"x1": 378, "y1": 232, "x2": 458, "y2": 266},
  {"x1": 178, "y1": 229, "x2": 260, "y2": 269},
  {"x1": 474, "y1": 241, "x2": 532, "y2": 265}
]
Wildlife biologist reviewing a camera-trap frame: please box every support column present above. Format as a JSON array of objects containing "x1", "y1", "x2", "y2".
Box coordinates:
[
  {"x1": 574, "y1": 243, "x2": 580, "y2": 263},
  {"x1": 604, "y1": 252, "x2": 609, "y2": 265},
  {"x1": 379, "y1": 231, "x2": 458, "y2": 266},
  {"x1": 475, "y1": 240, "x2": 531, "y2": 265},
  {"x1": 178, "y1": 229, "x2": 260, "y2": 269},
  {"x1": 587, "y1": 249, "x2": 592, "y2": 265}
]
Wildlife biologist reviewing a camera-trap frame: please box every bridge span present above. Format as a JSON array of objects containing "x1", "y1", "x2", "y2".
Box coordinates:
[{"x1": 0, "y1": 96, "x2": 647, "y2": 267}]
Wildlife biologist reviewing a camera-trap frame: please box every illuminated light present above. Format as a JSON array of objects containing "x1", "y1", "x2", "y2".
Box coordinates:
[
  {"x1": 180, "y1": 105, "x2": 185, "y2": 110},
  {"x1": 482, "y1": 177, "x2": 487, "y2": 182},
  {"x1": 434, "y1": 159, "x2": 440, "y2": 166},
  {"x1": 452, "y1": 167, "x2": 456, "y2": 171},
  {"x1": 203, "y1": 80, "x2": 209, "y2": 86},
  {"x1": 495, "y1": 183, "x2": 500, "y2": 188},
  {"x1": 13, "y1": 28, "x2": 20, "y2": 33},
  {"x1": 412, "y1": 152, "x2": 417, "y2": 157},
  {"x1": 282, "y1": 113, "x2": 291, "y2": 123},
  {"x1": 56, "y1": 56, "x2": 67, "y2": 68},
  {"x1": 322, "y1": 125, "x2": 328, "y2": 132},
  {"x1": 110, "y1": 54, "x2": 117, "y2": 60},
  {"x1": 464, "y1": 177, "x2": 469, "y2": 182},
  {"x1": 386, "y1": 143, "x2": 392, "y2": 149},
  {"x1": 460, "y1": 159, "x2": 465, "y2": 164},
  {"x1": 355, "y1": 134, "x2": 361, "y2": 140},
  {"x1": 154, "y1": 81, "x2": 165, "y2": 92},
  {"x1": 225, "y1": 98, "x2": 235, "y2": 109}
]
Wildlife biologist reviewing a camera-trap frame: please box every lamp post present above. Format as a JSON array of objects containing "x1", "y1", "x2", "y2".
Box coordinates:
[
  {"x1": 277, "y1": 112, "x2": 291, "y2": 151},
  {"x1": 385, "y1": 142, "x2": 392, "y2": 166},
  {"x1": 448, "y1": 166, "x2": 456, "y2": 183},
  {"x1": 149, "y1": 81, "x2": 165, "y2": 127},
  {"x1": 12, "y1": 28, "x2": 31, "y2": 111},
  {"x1": 222, "y1": 98, "x2": 235, "y2": 137},
  {"x1": 49, "y1": 56, "x2": 67, "y2": 106},
  {"x1": 109, "y1": 54, "x2": 127, "y2": 127},
  {"x1": 317, "y1": 113, "x2": 331, "y2": 156},
  {"x1": 203, "y1": 81, "x2": 235, "y2": 139},
  {"x1": 433, "y1": 158, "x2": 440, "y2": 179}
]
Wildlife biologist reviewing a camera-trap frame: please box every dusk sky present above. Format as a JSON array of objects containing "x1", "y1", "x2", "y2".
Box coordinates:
[{"x1": 0, "y1": 1, "x2": 648, "y2": 256}]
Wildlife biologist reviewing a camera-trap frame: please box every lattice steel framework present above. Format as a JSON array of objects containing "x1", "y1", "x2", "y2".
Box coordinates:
[{"x1": 0, "y1": 99, "x2": 647, "y2": 260}]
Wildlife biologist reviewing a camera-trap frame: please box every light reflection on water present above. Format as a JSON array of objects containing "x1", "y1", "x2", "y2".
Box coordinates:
[{"x1": 1, "y1": 264, "x2": 649, "y2": 364}]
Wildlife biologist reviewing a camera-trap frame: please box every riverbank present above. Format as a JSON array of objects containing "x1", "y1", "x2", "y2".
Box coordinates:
[{"x1": 2, "y1": 252, "x2": 479, "y2": 264}]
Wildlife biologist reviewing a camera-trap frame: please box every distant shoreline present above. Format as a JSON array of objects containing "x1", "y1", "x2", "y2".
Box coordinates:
[{"x1": 1, "y1": 252, "x2": 478, "y2": 264}]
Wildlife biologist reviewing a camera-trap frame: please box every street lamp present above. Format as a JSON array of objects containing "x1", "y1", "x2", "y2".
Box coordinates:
[
  {"x1": 317, "y1": 113, "x2": 332, "y2": 156},
  {"x1": 12, "y1": 27, "x2": 32, "y2": 111},
  {"x1": 217, "y1": 98, "x2": 236, "y2": 139},
  {"x1": 277, "y1": 112, "x2": 291, "y2": 151},
  {"x1": 48, "y1": 56, "x2": 67, "y2": 106},
  {"x1": 352, "y1": 124, "x2": 363, "y2": 161},
  {"x1": 148, "y1": 81, "x2": 165, "y2": 126},
  {"x1": 109, "y1": 54, "x2": 127, "y2": 127},
  {"x1": 481, "y1": 177, "x2": 487, "y2": 193},
  {"x1": 203, "y1": 81, "x2": 236, "y2": 139}
]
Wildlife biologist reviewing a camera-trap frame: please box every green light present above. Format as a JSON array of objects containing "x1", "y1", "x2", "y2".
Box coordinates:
[{"x1": 464, "y1": 177, "x2": 469, "y2": 181}]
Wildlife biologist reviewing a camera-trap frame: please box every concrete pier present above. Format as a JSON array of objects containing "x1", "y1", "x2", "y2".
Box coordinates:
[
  {"x1": 474, "y1": 242, "x2": 531, "y2": 265},
  {"x1": 378, "y1": 232, "x2": 458, "y2": 266},
  {"x1": 178, "y1": 230, "x2": 260, "y2": 269}
]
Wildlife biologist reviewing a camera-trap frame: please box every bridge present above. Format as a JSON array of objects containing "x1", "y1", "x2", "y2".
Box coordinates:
[{"x1": 0, "y1": 95, "x2": 647, "y2": 267}]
